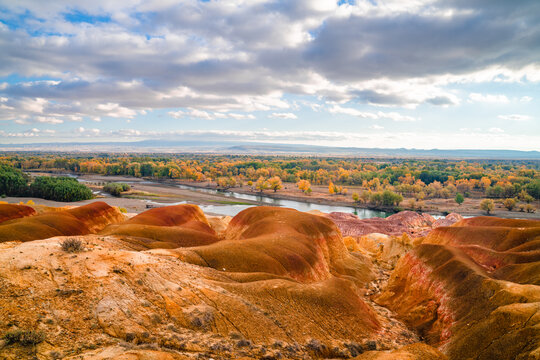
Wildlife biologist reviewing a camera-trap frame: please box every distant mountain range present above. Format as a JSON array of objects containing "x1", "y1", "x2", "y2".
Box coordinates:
[{"x1": 1, "y1": 140, "x2": 539, "y2": 159}]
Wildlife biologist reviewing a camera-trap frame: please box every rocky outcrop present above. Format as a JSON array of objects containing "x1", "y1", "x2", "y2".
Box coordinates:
[
  {"x1": 376, "y1": 217, "x2": 540, "y2": 360},
  {"x1": 327, "y1": 211, "x2": 439, "y2": 238},
  {"x1": 0, "y1": 201, "x2": 125, "y2": 242},
  {"x1": 431, "y1": 213, "x2": 463, "y2": 229}
]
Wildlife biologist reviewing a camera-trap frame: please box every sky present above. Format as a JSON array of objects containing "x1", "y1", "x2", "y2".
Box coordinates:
[{"x1": 0, "y1": 0, "x2": 539, "y2": 150}]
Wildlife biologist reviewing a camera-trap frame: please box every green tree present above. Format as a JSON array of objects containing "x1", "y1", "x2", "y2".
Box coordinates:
[
  {"x1": 0, "y1": 164, "x2": 28, "y2": 196},
  {"x1": 30, "y1": 176, "x2": 93, "y2": 202},
  {"x1": 455, "y1": 192, "x2": 464, "y2": 206}
]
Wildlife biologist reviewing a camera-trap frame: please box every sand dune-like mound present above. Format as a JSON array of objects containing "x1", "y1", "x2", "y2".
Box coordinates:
[
  {"x1": 0, "y1": 203, "x2": 36, "y2": 224},
  {"x1": 376, "y1": 217, "x2": 540, "y2": 359},
  {"x1": 170, "y1": 206, "x2": 374, "y2": 283},
  {"x1": 125, "y1": 204, "x2": 211, "y2": 228},
  {"x1": 101, "y1": 204, "x2": 220, "y2": 249},
  {"x1": 0, "y1": 201, "x2": 125, "y2": 242}
]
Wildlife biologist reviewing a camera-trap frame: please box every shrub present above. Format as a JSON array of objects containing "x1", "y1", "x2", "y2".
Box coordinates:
[
  {"x1": 3, "y1": 329, "x2": 45, "y2": 346},
  {"x1": 60, "y1": 238, "x2": 84, "y2": 253},
  {"x1": 525, "y1": 204, "x2": 536, "y2": 213},
  {"x1": 455, "y1": 193, "x2": 464, "y2": 205},
  {"x1": 103, "y1": 182, "x2": 131, "y2": 196}
]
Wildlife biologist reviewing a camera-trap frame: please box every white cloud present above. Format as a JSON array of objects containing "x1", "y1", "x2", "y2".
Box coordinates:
[
  {"x1": 34, "y1": 116, "x2": 63, "y2": 124},
  {"x1": 0, "y1": 0, "x2": 539, "y2": 148},
  {"x1": 328, "y1": 105, "x2": 416, "y2": 121},
  {"x1": 468, "y1": 93, "x2": 509, "y2": 104},
  {"x1": 168, "y1": 109, "x2": 256, "y2": 120},
  {"x1": 227, "y1": 113, "x2": 256, "y2": 120},
  {"x1": 269, "y1": 112, "x2": 298, "y2": 119},
  {"x1": 489, "y1": 127, "x2": 504, "y2": 133},
  {"x1": 370, "y1": 125, "x2": 384, "y2": 130},
  {"x1": 498, "y1": 114, "x2": 532, "y2": 122},
  {"x1": 96, "y1": 103, "x2": 137, "y2": 118}
]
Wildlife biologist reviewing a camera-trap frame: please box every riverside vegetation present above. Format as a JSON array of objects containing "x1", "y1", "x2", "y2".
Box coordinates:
[{"x1": 2, "y1": 153, "x2": 538, "y2": 214}]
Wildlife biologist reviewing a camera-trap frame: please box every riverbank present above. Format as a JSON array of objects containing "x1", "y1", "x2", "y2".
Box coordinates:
[
  {"x1": 173, "y1": 179, "x2": 539, "y2": 219},
  {"x1": 22, "y1": 171, "x2": 539, "y2": 219}
]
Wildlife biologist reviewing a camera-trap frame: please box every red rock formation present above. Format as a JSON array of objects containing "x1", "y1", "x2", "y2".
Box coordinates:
[
  {"x1": 327, "y1": 211, "x2": 438, "y2": 238},
  {"x1": 376, "y1": 217, "x2": 540, "y2": 359},
  {"x1": 0, "y1": 203, "x2": 36, "y2": 224},
  {"x1": 0, "y1": 206, "x2": 425, "y2": 359},
  {"x1": 431, "y1": 213, "x2": 463, "y2": 229},
  {"x1": 0, "y1": 201, "x2": 124, "y2": 242},
  {"x1": 101, "y1": 204, "x2": 219, "y2": 248}
]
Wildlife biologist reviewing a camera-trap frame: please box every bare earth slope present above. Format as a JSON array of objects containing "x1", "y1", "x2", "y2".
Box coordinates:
[
  {"x1": 376, "y1": 217, "x2": 540, "y2": 360},
  {"x1": 0, "y1": 204, "x2": 431, "y2": 360}
]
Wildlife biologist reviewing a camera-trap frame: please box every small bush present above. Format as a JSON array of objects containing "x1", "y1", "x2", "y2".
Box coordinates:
[
  {"x1": 118, "y1": 207, "x2": 127, "y2": 213},
  {"x1": 60, "y1": 238, "x2": 84, "y2": 252},
  {"x1": 103, "y1": 183, "x2": 131, "y2": 196},
  {"x1": 3, "y1": 329, "x2": 45, "y2": 346}
]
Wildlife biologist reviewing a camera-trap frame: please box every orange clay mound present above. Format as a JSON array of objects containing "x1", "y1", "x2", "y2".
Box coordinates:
[
  {"x1": 376, "y1": 216, "x2": 540, "y2": 360},
  {"x1": 0, "y1": 203, "x2": 36, "y2": 224},
  {"x1": 171, "y1": 206, "x2": 374, "y2": 283},
  {"x1": 0, "y1": 232, "x2": 424, "y2": 359},
  {"x1": 125, "y1": 204, "x2": 211, "y2": 227},
  {"x1": 101, "y1": 204, "x2": 219, "y2": 249},
  {"x1": 0, "y1": 201, "x2": 124, "y2": 242}
]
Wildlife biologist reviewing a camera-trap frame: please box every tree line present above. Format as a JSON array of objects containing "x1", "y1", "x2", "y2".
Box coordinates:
[{"x1": 0, "y1": 164, "x2": 93, "y2": 202}]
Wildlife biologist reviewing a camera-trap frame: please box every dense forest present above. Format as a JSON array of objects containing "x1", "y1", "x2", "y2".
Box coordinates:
[
  {"x1": 1, "y1": 153, "x2": 539, "y2": 206},
  {"x1": 0, "y1": 164, "x2": 93, "y2": 202}
]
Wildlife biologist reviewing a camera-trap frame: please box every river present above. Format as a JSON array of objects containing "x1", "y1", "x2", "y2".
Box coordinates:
[
  {"x1": 158, "y1": 184, "x2": 391, "y2": 218},
  {"x1": 30, "y1": 172, "x2": 393, "y2": 218}
]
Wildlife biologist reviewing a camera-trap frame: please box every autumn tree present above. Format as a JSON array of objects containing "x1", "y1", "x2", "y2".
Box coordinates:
[
  {"x1": 297, "y1": 179, "x2": 312, "y2": 194},
  {"x1": 268, "y1": 176, "x2": 283, "y2": 192},
  {"x1": 503, "y1": 198, "x2": 516, "y2": 211},
  {"x1": 255, "y1": 177, "x2": 270, "y2": 192},
  {"x1": 217, "y1": 176, "x2": 237, "y2": 189},
  {"x1": 480, "y1": 199, "x2": 494, "y2": 214}
]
